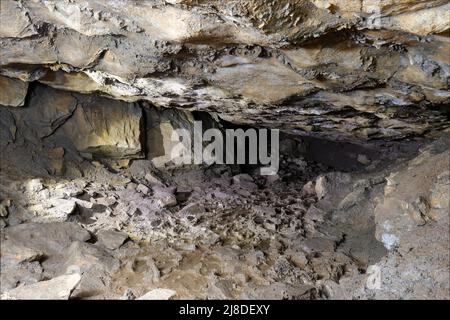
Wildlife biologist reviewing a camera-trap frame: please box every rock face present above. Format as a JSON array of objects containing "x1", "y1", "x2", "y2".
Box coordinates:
[
  {"x1": 3, "y1": 273, "x2": 81, "y2": 300},
  {"x1": 332, "y1": 136, "x2": 450, "y2": 299},
  {"x1": 0, "y1": 0, "x2": 449, "y2": 301},
  {"x1": 11, "y1": 85, "x2": 143, "y2": 159},
  {"x1": 0, "y1": 133, "x2": 448, "y2": 300},
  {"x1": 0, "y1": 0, "x2": 449, "y2": 142},
  {"x1": 0, "y1": 76, "x2": 28, "y2": 107}
]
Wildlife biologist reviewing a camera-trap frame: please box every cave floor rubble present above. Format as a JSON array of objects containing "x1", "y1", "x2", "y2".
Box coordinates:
[{"x1": 1, "y1": 135, "x2": 448, "y2": 300}]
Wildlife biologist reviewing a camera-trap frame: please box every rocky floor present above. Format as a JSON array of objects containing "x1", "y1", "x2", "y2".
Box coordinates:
[
  {"x1": 1, "y1": 0, "x2": 449, "y2": 301},
  {"x1": 1, "y1": 135, "x2": 448, "y2": 300}
]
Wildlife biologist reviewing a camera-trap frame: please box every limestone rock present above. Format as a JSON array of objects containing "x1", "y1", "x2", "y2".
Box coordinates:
[
  {"x1": 97, "y1": 229, "x2": 129, "y2": 250},
  {"x1": 144, "y1": 107, "x2": 195, "y2": 168},
  {"x1": 1, "y1": 240, "x2": 43, "y2": 266},
  {"x1": 334, "y1": 135, "x2": 450, "y2": 299},
  {"x1": 232, "y1": 174, "x2": 257, "y2": 190},
  {"x1": 152, "y1": 186, "x2": 177, "y2": 208},
  {"x1": 315, "y1": 173, "x2": 352, "y2": 201},
  {"x1": 0, "y1": 76, "x2": 28, "y2": 107},
  {"x1": 60, "y1": 241, "x2": 120, "y2": 273},
  {"x1": 0, "y1": 261, "x2": 44, "y2": 293},
  {"x1": 0, "y1": 0, "x2": 449, "y2": 302},
  {"x1": 0, "y1": 0, "x2": 448, "y2": 142},
  {"x1": 375, "y1": 135, "x2": 450, "y2": 249},
  {"x1": 136, "y1": 184, "x2": 150, "y2": 195},
  {"x1": 55, "y1": 241, "x2": 120, "y2": 299},
  {"x1": 4, "y1": 274, "x2": 81, "y2": 300},
  {"x1": 0, "y1": 108, "x2": 17, "y2": 147},
  {"x1": 137, "y1": 288, "x2": 177, "y2": 300},
  {"x1": 9, "y1": 85, "x2": 142, "y2": 159},
  {"x1": 3, "y1": 222, "x2": 91, "y2": 256},
  {"x1": 26, "y1": 179, "x2": 44, "y2": 193}
]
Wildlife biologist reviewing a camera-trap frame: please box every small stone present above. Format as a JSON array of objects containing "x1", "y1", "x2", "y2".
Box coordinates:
[
  {"x1": 80, "y1": 152, "x2": 93, "y2": 160},
  {"x1": 144, "y1": 173, "x2": 163, "y2": 186},
  {"x1": 1, "y1": 240, "x2": 44, "y2": 265},
  {"x1": 338, "y1": 188, "x2": 367, "y2": 210},
  {"x1": 263, "y1": 222, "x2": 276, "y2": 231},
  {"x1": 110, "y1": 159, "x2": 130, "y2": 170},
  {"x1": 137, "y1": 288, "x2": 176, "y2": 300},
  {"x1": 153, "y1": 186, "x2": 177, "y2": 208},
  {"x1": 0, "y1": 75, "x2": 29, "y2": 107},
  {"x1": 287, "y1": 250, "x2": 308, "y2": 269},
  {"x1": 315, "y1": 176, "x2": 327, "y2": 200},
  {"x1": 306, "y1": 205, "x2": 325, "y2": 222},
  {"x1": 94, "y1": 196, "x2": 117, "y2": 207},
  {"x1": 48, "y1": 147, "x2": 65, "y2": 175},
  {"x1": 233, "y1": 173, "x2": 253, "y2": 184},
  {"x1": 174, "y1": 186, "x2": 191, "y2": 201},
  {"x1": 97, "y1": 229, "x2": 129, "y2": 250},
  {"x1": 47, "y1": 199, "x2": 77, "y2": 218},
  {"x1": 62, "y1": 241, "x2": 120, "y2": 274},
  {"x1": 236, "y1": 188, "x2": 251, "y2": 197},
  {"x1": 357, "y1": 154, "x2": 371, "y2": 165},
  {"x1": 178, "y1": 202, "x2": 203, "y2": 217},
  {"x1": 73, "y1": 198, "x2": 93, "y2": 209},
  {"x1": 265, "y1": 174, "x2": 280, "y2": 185},
  {"x1": 293, "y1": 158, "x2": 307, "y2": 170},
  {"x1": 129, "y1": 160, "x2": 155, "y2": 180},
  {"x1": 26, "y1": 179, "x2": 44, "y2": 193},
  {"x1": 302, "y1": 181, "x2": 315, "y2": 195},
  {"x1": 126, "y1": 182, "x2": 137, "y2": 190},
  {"x1": 175, "y1": 242, "x2": 196, "y2": 251},
  {"x1": 136, "y1": 184, "x2": 150, "y2": 195},
  {"x1": 92, "y1": 161, "x2": 103, "y2": 167},
  {"x1": 0, "y1": 199, "x2": 11, "y2": 217},
  {"x1": 120, "y1": 289, "x2": 136, "y2": 300}
]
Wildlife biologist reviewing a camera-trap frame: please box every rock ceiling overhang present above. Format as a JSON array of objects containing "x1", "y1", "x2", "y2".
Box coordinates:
[{"x1": 0, "y1": 0, "x2": 449, "y2": 142}]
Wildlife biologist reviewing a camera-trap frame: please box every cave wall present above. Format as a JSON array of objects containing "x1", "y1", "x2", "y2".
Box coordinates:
[{"x1": 0, "y1": 83, "x2": 205, "y2": 177}]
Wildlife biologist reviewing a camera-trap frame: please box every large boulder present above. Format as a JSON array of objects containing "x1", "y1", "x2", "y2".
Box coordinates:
[
  {"x1": 0, "y1": 75, "x2": 28, "y2": 107},
  {"x1": 3, "y1": 222, "x2": 91, "y2": 256},
  {"x1": 9, "y1": 85, "x2": 143, "y2": 159}
]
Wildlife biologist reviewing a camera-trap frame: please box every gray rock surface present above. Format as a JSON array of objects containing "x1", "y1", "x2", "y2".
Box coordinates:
[
  {"x1": 0, "y1": 0, "x2": 449, "y2": 142},
  {"x1": 0, "y1": 76, "x2": 28, "y2": 107},
  {"x1": 0, "y1": 0, "x2": 448, "y2": 301},
  {"x1": 97, "y1": 229, "x2": 129, "y2": 250},
  {"x1": 3, "y1": 274, "x2": 81, "y2": 300}
]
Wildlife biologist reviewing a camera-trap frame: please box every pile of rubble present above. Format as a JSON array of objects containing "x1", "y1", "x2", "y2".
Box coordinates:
[{"x1": 1, "y1": 133, "x2": 448, "y2": 299}]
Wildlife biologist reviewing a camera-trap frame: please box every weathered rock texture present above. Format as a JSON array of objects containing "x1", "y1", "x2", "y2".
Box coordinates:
[
  {"x1": 11, "y1": 85, "x2": 142, "y2": 158},
  {"x1": 0, "y1": 0, "x2": 449, "y2": 301},
  {"x1": 1, "y1": 0, "x2": 449, "y2": 142},
  {"x1": 1, "y1": 131, "x2": 448, "y2": 299}
]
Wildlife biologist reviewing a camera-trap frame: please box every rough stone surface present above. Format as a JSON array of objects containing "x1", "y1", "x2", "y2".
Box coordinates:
[
  {"x1": 137, "y1": 288, "x2": 177, "y2": 300},
  {"x1": 97, "y1": 229, "x2": 129, "y2": 250},
  {"x1": 0, "y1": 135, "x2": 448, "y2": 299},
  {"x1": 0, "y1": 0, "x2": 449, "y2": 301},
  {"x1": 17, "y1": 85, "x2": 143, "y2": 159},
  {"x1": 324, "y1": 136, "x2": 450, "y2": 299},
  {"x1": 3, "y1": 222, "x2": 91, "y2": 256},
  {"x1": 3, "y1": 273, "x2": 81, "y2": 300},
  {"x1": 0, "y1": 75, "x2": 28, "y2": 107},
  {"x1": 0, "y1": 0, "x2": 448, "y2": 142}
]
